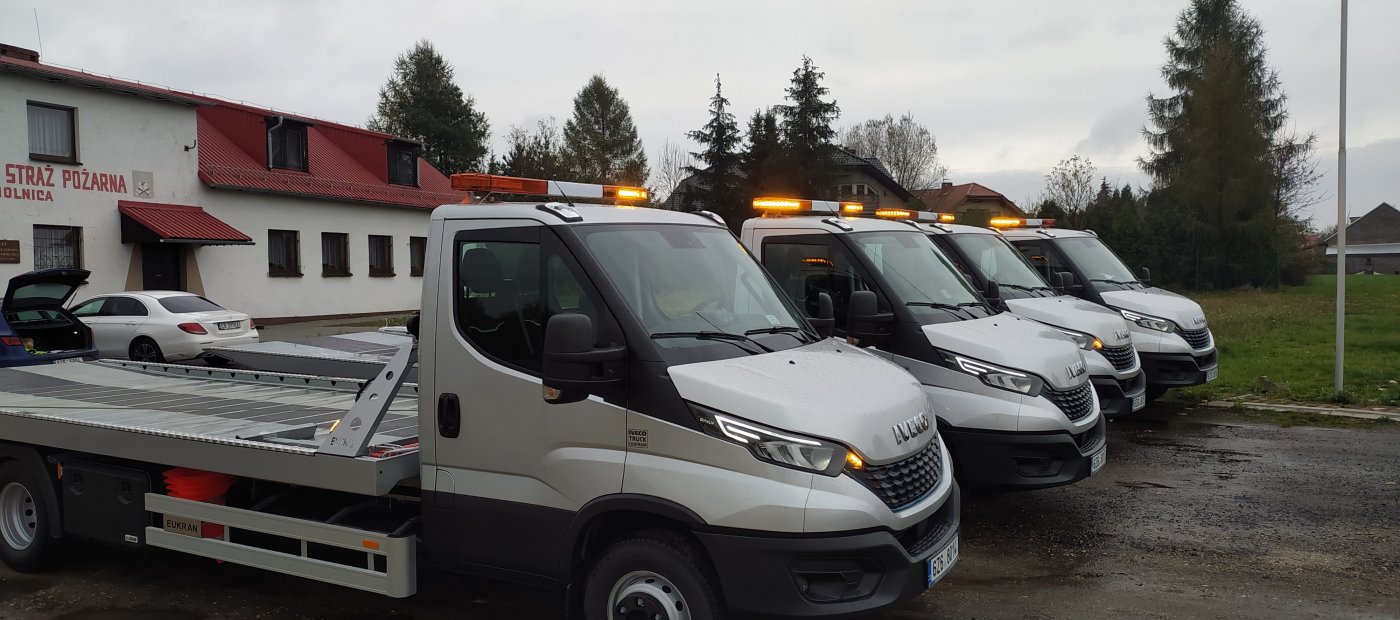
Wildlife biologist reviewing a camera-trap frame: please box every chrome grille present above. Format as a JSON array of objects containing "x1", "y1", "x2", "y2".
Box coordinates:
[
  {"x1": 847, "y1": 440, "x2": 942, "y2": 510},
  {"x1": 1044, "y1": 382, "x2": 1095, "y2": 422}
]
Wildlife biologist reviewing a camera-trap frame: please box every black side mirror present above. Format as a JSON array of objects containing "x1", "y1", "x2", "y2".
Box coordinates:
[
  {"x1": 807, "y1": 292, "x2": 835, "y2": 339},
  {"x1": 984, "y1": 279, "x2": 1001, "y2": 306},
  {"x1": 542, "y1": 313, "x2": 626, "y2": 404},
  {"x1": 1056, "y1": 271, "x2": 1085, "y2": 296},
  {"x1": 405, "y1": 312, "x2": 420, "y2": 340},
  {"x1": 1140, "y1": 267, "x2": 1152, "y2": 286},
  {"x1": 846, "y1": 290, "x2": 893, "y2": 348}
]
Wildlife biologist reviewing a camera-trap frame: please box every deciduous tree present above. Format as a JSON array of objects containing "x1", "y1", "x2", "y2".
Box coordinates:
[{"x1": 840, "y1": 112, "x2": 947, "y2": 190}]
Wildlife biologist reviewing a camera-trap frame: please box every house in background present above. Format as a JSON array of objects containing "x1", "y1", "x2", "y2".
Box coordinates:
[
  {"x1": 662, "y1": 146, "x2": 914, "y2": 212},
  {"x1": 1322, "y1": 202, "x2": 1400, "y2": 274},
  {"x1": 912, "y1": 181, "x2": 1026, "y2": 227}
]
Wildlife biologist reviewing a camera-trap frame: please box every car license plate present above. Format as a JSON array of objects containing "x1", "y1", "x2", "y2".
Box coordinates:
[
  {"x1": 926, "y1": 534, "x2": 959, "y2": 587},
  {"x1": 216, "y1": 321, "x2": 241, "y2": 330},
  {"x1": 50, "y1": 357, "x2": 82, "y2": 365},
  {"x1": 1131, "y1": 392, "x2": 1147, "y2": 411},
  {"x1": 1205, "y1": 366, "x2": 1219, "y2": 382},
  {"x1": 1090, "y1": 445, "x2": 1107, "y2": 474}
]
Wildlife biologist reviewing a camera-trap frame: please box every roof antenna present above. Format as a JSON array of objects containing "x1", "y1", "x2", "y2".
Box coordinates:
[
  {"x1": 32, "y1": 9, "x2": 44, "y2": 56},
  {"x1": 549, "y1": 181, "x2": 576, "y2": 207}
]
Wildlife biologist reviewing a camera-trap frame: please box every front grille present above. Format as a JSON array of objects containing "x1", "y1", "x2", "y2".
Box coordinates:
[
  {"x1": 1072, "y1": 421, "x2": 1105, "y2": 453},
  {"x1": 895, "y1": 506, "x2": 954, "y2": 556},
  {"x1": 1099, "y1": 345, "x2": 1137, "y2": 371},
  {"x1": 1179, "y1": 327, "x2": 1212, "y2": 350},
  {"x1": 1044, "y1": 382, "x2": 1095, "y2": 422},
  {"x1": 847, "y1": 440, "x2": 942, "y2": 510}
]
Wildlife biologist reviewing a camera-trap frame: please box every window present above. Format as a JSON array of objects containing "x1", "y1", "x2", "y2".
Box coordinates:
[
  {"x1": 387, "y1": 142, "x2": 419, "y2": 186},
  {"x1": 28, "y1": 102, "x2": 77, "y2": 164},
  {"x1": 762, "y1": 238, "x2": 875, "y2": 331},
  {"x1": 70, "y1": 298, "x2": 107, "y2": 317},
  {"x1": 158, "y1": 295, "x2": 224, "y2": 314},
  {"x1": 409, "y1": 236, "x2": 427, "y2": 277},
  {"x1": 33, "y1": 225, "x2": 82, "y2": 269},
  {"x1": 268, "y1": 229, "x2": 301, "y2": 276},
  {"x1": 106, "y1": 296, "x2": 150, "y2": 317},
  {"x1": 267, "y1": 119, "x2": 308, "y2": 171},
  {"x1": 321, "y1": 232, "x2": 350, "y2": 277},
  {"x1": 369, "y1": 235, "x2": 394, "y2": 277},
  {"x1": 838, "y1": 183, "x2": 875, "y2": 196}
]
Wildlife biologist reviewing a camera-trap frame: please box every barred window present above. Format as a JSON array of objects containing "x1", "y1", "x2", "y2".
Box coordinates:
[
  {"x1": 268, "y1": 229, "x2": 301, "y2": 277},
  {"x1": 369, "y1": 235, "x2": 394, "y2": 277},
  {"x1": 33, "y1": 225, "x2": 82, "y2": 269},
  {"x1": 322, "y1": 232, "x2": 350, "y2": 277}
]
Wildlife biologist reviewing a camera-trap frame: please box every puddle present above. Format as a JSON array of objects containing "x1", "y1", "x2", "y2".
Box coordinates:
[
  {"x1": 0, "y1": 576, "x2": 50, "y2": 602},
  {"x1": 53, "y1": 610, "x2": 205, "y2": 620}
]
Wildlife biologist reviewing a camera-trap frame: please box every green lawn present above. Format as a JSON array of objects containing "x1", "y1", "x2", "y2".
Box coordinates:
[{"x1": 1172, "y1": 274, "x2": 1400, "y2": 406}]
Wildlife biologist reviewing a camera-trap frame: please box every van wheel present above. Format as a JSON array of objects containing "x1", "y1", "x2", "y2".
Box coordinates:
[
  {"x1": 129, "y1": 338, "x2": 165, "y2": 363},
  {"x1": 1145, "y1": 385, "x2": 1169, "y2": 402},
  {"x1": 0, "y1": 461, "x2": 64, "y2": 572},
  {"x1": 583, "y1": 530, "x2": 724, "y2": 620}
]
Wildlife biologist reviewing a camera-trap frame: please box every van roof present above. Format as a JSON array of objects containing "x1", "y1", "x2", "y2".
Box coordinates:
[
  {"x1": 919, "y1": 223, "x2": 999, "y2": 236},
  {"x1": 430, "y1": 202, "x2": 727, "y2": 228},
  {"x1": 741, "y1": 215, "x2": 919, "y2": 234},
  {"x1": 998, "y1": 227, "x2": 1097, "y2": 240}
]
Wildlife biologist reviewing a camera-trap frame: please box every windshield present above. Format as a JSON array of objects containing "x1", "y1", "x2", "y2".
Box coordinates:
[
  {"x1": 849, "y1": 231, "x2": 988, "y2": 323},
  {"x1": 1054, "y1": 237, "x2": 1139, "y2": 290},
  {"x1": 945, "y1": 233, "x2": 1053, "y2": 295},
  {"x1": 579, "y1": 224, "x2": 810, "y2": 359}
]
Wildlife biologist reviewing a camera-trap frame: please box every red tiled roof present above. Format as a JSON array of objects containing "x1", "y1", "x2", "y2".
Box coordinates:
[
  {"x1": 118, "y1": 200, "x2": 252, "y2": 244},
  {"x1": 913, "y1": 183, "x2": 1024, "y2": 216}
]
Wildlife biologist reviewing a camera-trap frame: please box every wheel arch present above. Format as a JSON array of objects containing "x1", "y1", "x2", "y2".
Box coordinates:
[
  {"x1": 0, "y1": 443, "x2": 63, "y2": 537},
  {"x1": 563, "y1": 494, "x2": 709, "y2": 582}
]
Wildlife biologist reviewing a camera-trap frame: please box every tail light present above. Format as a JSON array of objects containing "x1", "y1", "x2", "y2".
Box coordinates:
[
  {"x1": 1, "y1": 336, "x2": 22, "y2": 346},
  {"x1": 178, "y1": 322, "x2": 208, "y2": 335},
  {"x1": 248, "y1": 318, "x2": 256, "y2": 330}
]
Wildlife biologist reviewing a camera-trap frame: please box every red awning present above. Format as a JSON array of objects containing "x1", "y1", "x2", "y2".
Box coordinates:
[{"x1": 117, "y1": 201, "x2": 253, "y2": 245}]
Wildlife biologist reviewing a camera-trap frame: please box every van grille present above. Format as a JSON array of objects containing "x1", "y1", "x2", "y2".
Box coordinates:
[
  {"x1": 847, "y1": 440, "x2": 942, "y2": 510},
  {"x1": 1098, "y1": 345, "x2": 1137, "y2": 371},
  {"x1": 1072, "y1": 421, "x2": 1105, "y2": 453},
  {"x1": 1179, "y1": 328, "x2": 1212, "y2": 350},
  {"x1": 1044, "y1": 382, "x2": 1095, "y2": 422}
]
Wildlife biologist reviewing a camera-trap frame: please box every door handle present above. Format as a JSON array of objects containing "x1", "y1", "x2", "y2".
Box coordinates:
[{"x1": 437, "y1": 393, "x2": 461, "y2": 438}]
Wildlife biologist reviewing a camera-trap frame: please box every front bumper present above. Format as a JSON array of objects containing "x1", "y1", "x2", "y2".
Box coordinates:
[
  {"x1": 1092, "y1": 371, "x2": 1147, "y2": 417},
  {"x1": 940, "y1": 417, "x2": 1106, "y2": 491},
  {"x1": 697, "y1": 484, "x2": 960, "y2": 619},
  {"x1": 1141, "y1": 349, "x2": 1218, "y2": 387}
]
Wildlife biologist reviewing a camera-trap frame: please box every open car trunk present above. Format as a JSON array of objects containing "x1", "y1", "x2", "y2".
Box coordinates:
[
  {"x1": 3, "y1": 268, "x2": 94, "y2": 357},
  {"x1": 3, "y1": 309, "x2": 90, "y2": 353}
]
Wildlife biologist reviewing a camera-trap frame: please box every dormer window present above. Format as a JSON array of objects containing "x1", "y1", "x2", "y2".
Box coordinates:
[
  {"x1": 267, "y1": 118, "x2": 308, "y2": 171},
  {"x1": 387, "y1": 141, "x2": 419, "y2": 186}
]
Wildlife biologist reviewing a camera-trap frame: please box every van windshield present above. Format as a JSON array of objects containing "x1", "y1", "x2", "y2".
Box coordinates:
[
  {"x1": 579, "y1": 224, "x2": 812, "y2": 362},
  {"x1": 848, "y1": 231, "x2": 990, "y2": 322},
  {"x1": 1054, "y1": 237, "x2": 1140, "y2": 291},
  {"x1": 945, "y1": 233, "x2": 1054, "y2": 296}
]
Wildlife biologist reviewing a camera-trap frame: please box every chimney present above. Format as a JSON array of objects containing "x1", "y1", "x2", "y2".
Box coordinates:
[
  {"x1": 0, "y1": 44, "x2": 40, "y2": 63},
  {"x1": 941, "y1": 181, "x2": 953, "y2": 189}
]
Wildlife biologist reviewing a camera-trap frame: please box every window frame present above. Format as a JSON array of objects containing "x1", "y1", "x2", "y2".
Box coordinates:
[
  {"x1": 27, "y1": 101, "x2": 79, "y2": 165},
  {"x1": 387, "y1": 141, "x2": 420, "y2": 187},
  {"x1": 409, "y1": 236, "x2": 427, "y2": 277},
  {"x1": 321, "y1": 232, "x2": 351, "y2": 277},
  {"x1": 267, "y1": 229, "x2": 302, "y2": 277},
  {"x1": 267, "y1": 119, "x2": 309, "y2": 172},
  {"x1": 32, "y1": 224, "x2": 83, "y2": 270},
  {"x1": 368, "y1": 234, "x2": 395, "y2": 277}
]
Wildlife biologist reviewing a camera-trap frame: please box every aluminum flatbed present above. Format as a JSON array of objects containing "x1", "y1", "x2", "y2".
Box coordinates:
[
  {"x1": 206, "y1": 330, "x2": 417, "y2": 382},
  {"x1": 0, "y1": 359, "x2": 420, "y2": 495}
]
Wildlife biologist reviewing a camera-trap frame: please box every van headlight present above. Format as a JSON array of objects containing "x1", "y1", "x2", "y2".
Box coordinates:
[
  {"x1": 690, "y1": 404, "x2": 847, "y2": 476},
  {"x1": 1117, "y1": 309, "x2": 1175, "y2": 333},
  {"x1": 1053, "y1": 327, "x2": 1103, "y2": 351},
  {"x1": 940, "y1": 352, "x2": 1045, "y2": 396}
]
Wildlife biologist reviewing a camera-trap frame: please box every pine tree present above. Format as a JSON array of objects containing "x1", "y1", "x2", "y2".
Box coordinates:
[
  {"x1": 682, "y1": 75, "x2": 744, "y2": 226},
  {"x1": 561, "y1": 75, "x2": 649, "y2": 186},
  {"x1": 368, "y1": 40, "x2": 489, "y2": 174},
  {"x1": 777, "y1": 56, "x2": 840, "y2": 198},
  {"x1": 739, "y1": 109, "x2": 783, "y2": 196},
  {"x1": 499, "y1": 119, "x2": 566, "y2": 180}
]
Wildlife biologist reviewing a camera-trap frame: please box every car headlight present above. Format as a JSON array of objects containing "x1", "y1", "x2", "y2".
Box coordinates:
[
  {"x1": 1053, "y1": 327, "x2": 1103, "y2": 351},
  {"x1": 940, "y1": 352, "x2": 1045, "y2": 396},
  {"x1": 1118, "y1": 309, "x2": 1175, "y2": 333},
  {"x1": 690, "y1": 404, "x2": 848, "y2": 476}
]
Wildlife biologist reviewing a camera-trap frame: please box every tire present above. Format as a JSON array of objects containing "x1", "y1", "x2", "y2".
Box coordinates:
[
  {"x1": 129, "y1": 337, "x2": 165, "y2": 363},
  {"x1": 204, "y1": 355, "x2": 230, "y2": 368},
  {"x1": 0, "y1": 461, "x2": 65, "y2": 572},
  {"x1": 583, "y1": 530, "x2": 724, "y2": 620},
  {"x1": 1146, "y1": 384, "x2": 1170, "y2": 402}
]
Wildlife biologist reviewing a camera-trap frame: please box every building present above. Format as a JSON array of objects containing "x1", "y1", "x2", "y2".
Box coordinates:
[
  {"x1": 1, "y1": 44, "x2": 465, "y2": 321},
  {"x1": 912, "y1": 181, "x2": 1026, "y2": 227},
  {"x1": 1321, "y1": 202, "x2": 1400, "y2": 274},
  {"x1": 662, "y1": 146, "x2": 914, "y2": 212}
]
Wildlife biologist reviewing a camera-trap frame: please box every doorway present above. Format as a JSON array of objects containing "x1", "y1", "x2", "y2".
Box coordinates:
[{"x1": 141, "y1": 243, "x2": 184, "y2": 291}]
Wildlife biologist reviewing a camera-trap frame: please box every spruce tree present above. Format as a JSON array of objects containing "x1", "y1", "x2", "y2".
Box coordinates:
[
  {"x1": 777, "y1": 56, "x2": 840, "y2": 198},
  {"x1": 499, "y1": 119, "x2": 566, "y2": 180},
  {"x1": 561, "y1": 75, "x2": 649, "y2": 186},
  {"x1": 683, "y1": 75, "x2": 744, "y2": 225},
  {"x1": 368, "y1": 40, "x2": 489, "y2": 174}
]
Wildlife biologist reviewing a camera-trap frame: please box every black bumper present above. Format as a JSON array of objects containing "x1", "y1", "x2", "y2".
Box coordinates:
[
  {"x1": 696, "y1": 484, "x2": 960, "y2": 619},
  {"x1": 1141, "y1": 349, "x2": 1218, "y2": 387},
  {"x1": 1092, "y1": 372, "x2": 1147, "y2": 417},
  {"x1": 940, "y1": 417, "x2": 1106, "y2": 491}
]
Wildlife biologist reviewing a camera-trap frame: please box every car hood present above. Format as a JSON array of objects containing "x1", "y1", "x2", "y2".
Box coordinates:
[
  {"x1": 3, "y1": 269, "x2": 90, "y2": 311},
  {"x1": 668, "y1": 338, "x2": 933, "y2": 463},
  {"x1": 1101, "y1": 287, "x2": 1207, "y2": 330},
  {"x1": 1006, "y1": 296, "x2": 1134, "y2": 348},
  {"x1": 921, "y1": 314, "x2": 1089, "y2": 391}
]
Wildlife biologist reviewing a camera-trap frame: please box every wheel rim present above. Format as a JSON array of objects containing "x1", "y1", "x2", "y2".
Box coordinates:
[
  {"x1": 608, "y1": 570, "x2": 691, "y2": 620},
  {"x1": 0, "y1": 482, "x2": 38, "y2": 551},
  {"x1": 132, "y1": 342, "x2": 158, "y2": 361}
]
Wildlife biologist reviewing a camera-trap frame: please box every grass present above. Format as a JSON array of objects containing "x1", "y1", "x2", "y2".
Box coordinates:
[
  {"x1": 1233, "y1": 409, "x2": 1397, "y2": 429},
  {"x1": 1171, "y1": 274, "x2": 1400, "y2": 407}
]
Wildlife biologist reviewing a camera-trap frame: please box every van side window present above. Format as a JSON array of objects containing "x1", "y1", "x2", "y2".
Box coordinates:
[{"x1": 763, "y1": 239, "x2": 873, "y2": 330}]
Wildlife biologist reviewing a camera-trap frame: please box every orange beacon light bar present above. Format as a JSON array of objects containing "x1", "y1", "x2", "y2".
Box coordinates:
[
  {"x1": 451, "y1": 173, "x2": 647, "y2": 202},
  {"x1": 988, "y1": 217, "x2": 1056, "y2": 228},
  {"x1": 752, "y1": 197, "x2": 863, "y2": 215}
]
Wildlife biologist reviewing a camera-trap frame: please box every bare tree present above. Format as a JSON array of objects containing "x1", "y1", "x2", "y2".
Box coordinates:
[
  {"x1": 840, "y1": 112, "x2": 947, "y2": 190},
  {"x1": 650, "y1": 138, "x2": 694, "y2": 207},
  {"x1": 1040, "y1": 155, "x2": 1097, "y2": 214},
  {"x1": 1272, "y1": 130, "x2": 1322, "y2": 219}
]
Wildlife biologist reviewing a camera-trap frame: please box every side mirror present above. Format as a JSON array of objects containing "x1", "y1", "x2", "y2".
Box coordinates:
[
  {"x1": 1140, "y1": 267, "x2": 1152, "y2": 286},
  {"x1": 405, "y1": 312, "x2": 420, "y2": 340},
  {"x1": 984, "y1": 279, "x2": 1001, "y2": 306},
  {"x1": 846, "y1": 290, "x2": 893, "y2": 348},
  {"x1": 807, "y1": 292, "x2": 835, "y2": 339},
  {"x1": 542, "y1": 313, "x2": 626, "y2": 404},
  {"x1": 1057, "y1": 271, "x2": 1085, "y2": 296}
]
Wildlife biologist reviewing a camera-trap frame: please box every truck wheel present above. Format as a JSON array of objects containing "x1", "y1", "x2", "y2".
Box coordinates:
[
  {"x1": 1146, "y1": 385, "x2": 1169, "y2": 402},
  {"x1": 0, "y1": 461, "x2": 64, "y2": 572},
  {"x1": 583, "y1": 530, "x2": 724, "y2": 620},
  {"x1": 129, "y1": 337, "x2": 165, "y2": 363}
]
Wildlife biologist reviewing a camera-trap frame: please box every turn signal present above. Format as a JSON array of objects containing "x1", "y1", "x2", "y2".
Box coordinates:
[{"x1": 846, "y1": 452, "x2": 864, "y2": 469}]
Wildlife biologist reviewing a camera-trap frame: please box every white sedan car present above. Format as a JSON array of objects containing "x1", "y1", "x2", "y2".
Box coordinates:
[{"x1": 69, "y1": 291, "x2": 259, "y2": 363}]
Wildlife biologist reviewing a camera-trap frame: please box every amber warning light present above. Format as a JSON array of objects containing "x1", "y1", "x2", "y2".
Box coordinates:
[{"x1": 451, "y1": 173, "x2": 647, "y2": 203}]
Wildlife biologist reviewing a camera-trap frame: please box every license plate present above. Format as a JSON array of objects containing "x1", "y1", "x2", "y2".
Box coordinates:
[
  {"x1": 1205, "y1": 366, "x2": 1219, "y2": 382},
  {"x1": 1090, "y1": 446, "x2": 1107, "y2": 474},
  {"x1": 1131, "y1": 392, "x2": 1147, "y2": 411},
  {"x1": 926, "y1": 534, "x2": 959, "y2": 587},
  {"x1": 50, "y1": 357, "x2": 83, "y2": 365},
  {"x1": 216, "y1": 321, "x2": 241, "y2": 330}
]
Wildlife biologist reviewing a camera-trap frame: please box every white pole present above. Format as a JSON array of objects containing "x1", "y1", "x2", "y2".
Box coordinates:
[{"x1": 1335, "y1": 0, "x2": 1348, "y2": 395}]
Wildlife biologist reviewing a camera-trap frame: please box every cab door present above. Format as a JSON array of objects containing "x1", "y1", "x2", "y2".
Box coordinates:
[
  {"x1": 424, "y1": 218, "x2": 627, "y2": 581},
  {"x1": 71, "y1": 296, "x2": 145, "y2": 357}
]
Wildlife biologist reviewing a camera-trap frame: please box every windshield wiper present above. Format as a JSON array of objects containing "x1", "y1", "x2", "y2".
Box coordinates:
[
  {"x1": 906, "y1": 301, "x2": 979, "y2": 318},
  {"x1": 650, "y1": 331, "x2": 773, "y2": 354},
  {"x1": 744, "y1": 325, "x2": 815, "y2": 344},
  {"x1": 1090, "y1": 278, "x2": 1137, "y2": 286}
]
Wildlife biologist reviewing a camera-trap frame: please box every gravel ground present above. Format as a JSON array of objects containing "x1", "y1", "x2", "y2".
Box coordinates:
[{"x1": 1, "y1": 405, "x2": 1396, "y2": 619}]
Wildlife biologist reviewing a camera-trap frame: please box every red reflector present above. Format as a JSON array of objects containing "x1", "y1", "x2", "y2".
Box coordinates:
[
  {"x1": 1, "y1": 336, "x2": 22, "y2": 346},
  {"x1": 450, "y1": 173, "x2": 550, "y2": 195},
  {"x1": 178, "y1": 322, "x2": 208, "y2": 335}
]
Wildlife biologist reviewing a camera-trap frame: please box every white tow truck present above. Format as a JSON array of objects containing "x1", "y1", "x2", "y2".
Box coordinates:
[{"x1": 0, "y1": 174, "x2": 961, "y2": 619}]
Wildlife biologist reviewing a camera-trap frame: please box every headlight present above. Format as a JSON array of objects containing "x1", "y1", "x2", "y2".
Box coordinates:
[
  {"x1": 690, "y1": 404, "x2": 847, "y2": 476},
  {"x1": 1118, "y1": 309, "x2": 1175, "y2": 333},
  {"x1": 1053, "y1": 327, "x2": 1103, "y2": 351},
  {"x1": 940, "y1": 352, "x2": 1045, "y2": 396}
]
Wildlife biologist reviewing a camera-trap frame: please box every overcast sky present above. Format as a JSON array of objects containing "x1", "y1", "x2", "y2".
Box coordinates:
[{"x1": 3, "y1": 0, "x2": 1396, "y2": 227}]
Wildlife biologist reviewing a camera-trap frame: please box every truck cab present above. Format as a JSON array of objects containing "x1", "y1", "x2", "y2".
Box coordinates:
[
  {"x1": 998, "y1": 223, "x2": 1218, "y2": 400},
  {"x1": 739, "y1": 199, "x2": 1107, "y2": 492},
  {"x1": 922, "y1": 221, "x2": 1147, "y2": 416}
]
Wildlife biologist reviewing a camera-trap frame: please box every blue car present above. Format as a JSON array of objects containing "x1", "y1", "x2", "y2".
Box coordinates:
[{"x1": 1, "y1": 268, "x2": 98, "y2": 367}]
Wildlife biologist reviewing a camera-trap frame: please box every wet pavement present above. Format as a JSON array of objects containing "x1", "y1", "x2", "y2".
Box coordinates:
[{"x1": 2, "y1": 404, "x2": 1397, "y2": 619}]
